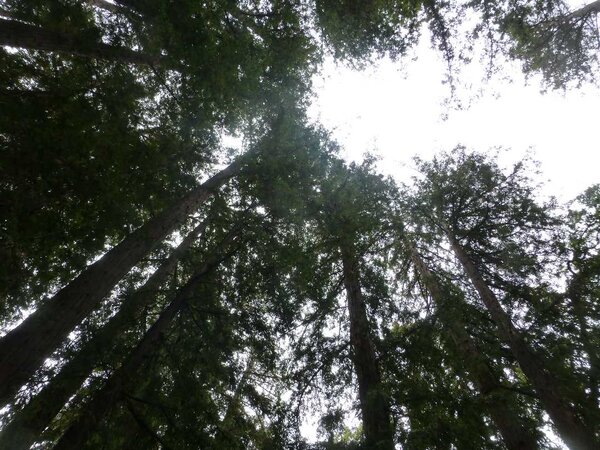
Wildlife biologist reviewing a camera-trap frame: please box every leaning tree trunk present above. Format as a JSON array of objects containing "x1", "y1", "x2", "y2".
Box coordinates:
[
  {"x1": 408, "y1": 243, "x2": 539, "y2": 450},
  {"x1": 340, "y1": 241, "x2": 394, "y2": 450},
  {"x1": 0, "y1": 159, "x2": 242, "y2": 407},
  {"x1": 567, "y1": 260, "x2": 600, "y2": 407},
  {"x1": 88, "y1": 0, "x2": 137, "y2": 16},
  {"x1": 0, "y1": 219, "x2": 207, "y2": 450},
  {"x1": 568, "y1": 0, "x2": 600, "y2": 20},
  {"x1": 0, "y1": 17, "x2": 163, "y2": 66},
  {"x1": 446, "y1": 232, "x2": 599, "y2": 450},
  {"x1": 53, "y1": 231, "x2": 238, "y2": 450}
]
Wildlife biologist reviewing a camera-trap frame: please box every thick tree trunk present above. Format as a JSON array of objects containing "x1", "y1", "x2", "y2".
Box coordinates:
[
  {"x1": 408, "y1": 244, "x2": 539, "y2": 450},
  {"x1": 0, "y1": 17, "x2": 163, "y2": 66},
  {"x1": 446, "y1": 232, "x2": 598, "y2": 450},
  {"x1": 340, "y1": 242, "x2": 393, "y2": 450},
  {"x1": 53, "y1": 231, "x2": 238, "y2": 449},
  {"x1": 0, "y1": 220, "x2": 207, "y2": 450},
  {"x1": 0, "y1": 159, "x2": 242, "y2": 407}
]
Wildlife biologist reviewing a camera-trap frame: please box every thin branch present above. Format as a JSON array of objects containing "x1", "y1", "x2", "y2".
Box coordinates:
[{"x1": 126, "y1": 400, "x2": 172, "y2": 449}]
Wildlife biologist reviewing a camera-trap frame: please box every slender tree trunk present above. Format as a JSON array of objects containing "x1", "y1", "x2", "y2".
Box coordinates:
[
  {"x1": 408, "y1": 243, "x2": 539, "y2": 450},
  {"x1": 216, "y1": 356, "x2": 255, "y2": 442},
  {"x1": 0, "y1": 159, "x2": 242, "y2": 407},
  {"x1": 53, "y1": 231, "x2": 238, "y2": 449},
  {"x1": 0, "y1": 220, "x2": 207, "y2": 450},
  {"x1": 446, "y1": 232, "x2": 598, "y2": 450},
  {"x1": 0, "y1": 17, "x2": 163, "y2": 66},
  {"x1": 572, "y1": 297, "x2": 600, "y2": 404},
  {"x1": 568, "y1": 0, "x2": 600, "y2": 20},
  {"x1": 88, "y1": 0, "x2": 135, "y2": 16},
  {"x1": 567, "y1": 261, "x2": 600, "y2": 405},
  {"x1": 340, "y1": 241, "x2": 393, "y2": 450}
]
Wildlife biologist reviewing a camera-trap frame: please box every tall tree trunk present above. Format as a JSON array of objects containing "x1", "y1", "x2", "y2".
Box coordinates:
[
  {"x1": 408, "y1": 243, "x2": 539, "y2": 450},
  {"x1": 0, "y1": 159, "x2": 242, "y2": 407},
  {"x1": 340, "y1": 241, "x2": 393, "y2": 450},
  {"x1": 446, "y1": 232, "x2": 598, "y2": 450},
  {"x1": 568, "y1": 0, "x2": 600, "y2": 20},
  {"x1": 216, "y1": 355, "x2": 255, "y2": 443},
  {"x1": 0, "y1": 220, "x2": 207, "y2": 450},
  {"x1": 567, "y1": 260, "x2": 600, "y2": 406},
  {"x1": 0, "y1": 17, "x2": 163, "y2": 66},
  {"x1": 88, "y1": 0, "x2": 135, "y2": 16},
  {"x1": 53, "y1": 231, "x2": 238, "y2": 450}
]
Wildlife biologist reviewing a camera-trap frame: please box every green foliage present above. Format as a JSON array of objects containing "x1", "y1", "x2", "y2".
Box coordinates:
[
  {"x1": 1, "y1": 1, "x2": 600, "y2": 448},
  {"x1": 314, "y1": 0, "x2": 422, "y2": 63}
]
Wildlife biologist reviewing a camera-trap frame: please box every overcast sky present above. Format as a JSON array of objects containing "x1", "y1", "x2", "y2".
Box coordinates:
[{"x1": 308, "y1": 31, "x2": 600, "y2": 203}]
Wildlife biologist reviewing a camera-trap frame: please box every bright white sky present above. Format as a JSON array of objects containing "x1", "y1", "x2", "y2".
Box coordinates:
[{"x1": 308, "y1": 31, "x2": 600, "y2": 203}]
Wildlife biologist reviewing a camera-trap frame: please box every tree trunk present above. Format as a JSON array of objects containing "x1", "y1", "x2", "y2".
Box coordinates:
[
  {"x1": 88, "y1": 0, "x2": 135, "y2": 16},
  {"x1": 408, "y1": 243, "x2": 539, "y2": 450},
  {"x1": 446, "y1": 232, "x2": 598, "y2": 450},
  {"x1": 0, "y1": 159, "x2": 242, "y2": 407},
  {"x1": 53, "y1": 231, "x2": 238, "y2": 449},
  {"x1": 568, "y1": 0, "x2": 600, "y2": 20},
  {"x1": 567, "y1": 261, "x2": 600, "y2": 406},
  {"x1": 340, "y1": 241, "x2": 393, "y2": 450},
  {"x1": 0, "y1": 17, "x2": 163, "y2": 66},
  {"x1": 216, "y1": 356, "x2": 255, "y2": 443},
  {"x1": 0, "y1": 220, "x2": 207, "y2": 450}
]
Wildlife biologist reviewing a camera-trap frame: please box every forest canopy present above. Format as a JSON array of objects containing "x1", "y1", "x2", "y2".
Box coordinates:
[{"x1": 0, "y1": 1, "x2": 599, "y2": 449}]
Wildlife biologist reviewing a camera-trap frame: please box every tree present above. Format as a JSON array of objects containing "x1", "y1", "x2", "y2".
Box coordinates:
[
  {"x1": 498, "y1": 0, "x2": 600, "y2": 88},
  {"x1": 2, "y1": 0, "x2": 600, "y2": 448},
  {"x1": 0, "y1": 17, "x2": 164, "y2": 66},
  {"x1": 52, "y1": 226, "x2": 240, "y2": 449},
  {"x1": 401, "y1": 237, "x2": 540, "y2": 449},
  {"x1": 561, "y1": 185, "x2": 600, "y2": 411},
  {"x1": 0, "y1": 158, "x2": 241, "y2": 407},
  {"x1": 0, "y1": 216, "x2": 208, "y2": 450},
  {"x1": 0, "y1": 0, "x2": 317, "y2": 312},
  {"x1": 305, "y1": 159, "x2": 399, "y2": 449},
  {"x1": 409, "y1": 149, "x2": 599, "y2": 448}
]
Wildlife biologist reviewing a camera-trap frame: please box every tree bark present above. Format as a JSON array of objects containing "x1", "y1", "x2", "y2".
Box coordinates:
[
  {"x1": 0, "y1": 159, "x2": 242, "y2": 407},
  {"x1": 408, "y1": 243, "x2": 539, "y2": 450},
  {"x1": 340, "y1": 241, "x2": 393, "y2": 450},
  {"x1": 52, "y1": 231, "x2": 238, "y2": 449},
  {"x1": 0, "y1": 17, "x2": 163, "y2": 66},
  {"x1": 0, "y1": 220, "x2": 207, "y2": 450},
  {"x1": 446, "y1": 232, "x2": 598, "y2": 450}
]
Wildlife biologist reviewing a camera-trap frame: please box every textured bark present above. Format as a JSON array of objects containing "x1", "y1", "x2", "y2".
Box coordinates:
[
  {"x1": 340, "y1": 242, "x2": 393, "y2": 450},
  {"x1": 447, "y1": 232, "x2": 598, "y2": 450},
  {"x1": 53, "y1": 232, "x2": 238, "y2": 449},
  {"x1": 0, "y1": 159, "x2": 242, "y2": 406},
  {"x1": 0, "y1": 220, "x2": 207, "y2": 450},
  {"x1": 409, "y1": 244, "x2": 539, "y2": 450},
  {"x1": 0, "y1": 18, "x2": 163, "y2": 66}
]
